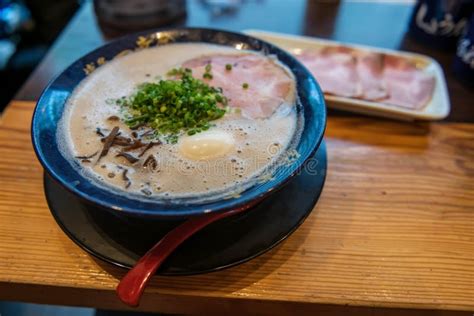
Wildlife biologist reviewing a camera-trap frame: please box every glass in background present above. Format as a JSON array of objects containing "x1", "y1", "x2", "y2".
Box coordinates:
[
  {"x1": 408, "y1": 0, "x2": 473, "y2": 51},
  {"x1": 93, "y1": 0, "x2": 186, "y2": 38},
  {"x1": 453, "y1": 13, "x2": 474, "y2": 87}
]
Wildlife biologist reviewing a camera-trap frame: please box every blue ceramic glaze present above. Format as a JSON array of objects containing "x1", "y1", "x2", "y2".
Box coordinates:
[{"x1": 31, "y1": 27, "x2": 326, "y2": 218}]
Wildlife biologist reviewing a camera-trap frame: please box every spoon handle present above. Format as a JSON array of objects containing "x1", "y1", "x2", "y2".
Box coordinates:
[{"x1": 116, "y1": 204, "x2": 253, "y2": 307}]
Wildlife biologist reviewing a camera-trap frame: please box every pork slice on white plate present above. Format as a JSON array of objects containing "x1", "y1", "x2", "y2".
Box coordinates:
[
  {"x1": 356, "y1": 52, "x2": 387, "y2": 101},
  {"x1": 383, "y1": 55, "x2": 436, "y2": 110},
  {"x1": 296, "y1": 47, "x2": 361, "y2": 98}
]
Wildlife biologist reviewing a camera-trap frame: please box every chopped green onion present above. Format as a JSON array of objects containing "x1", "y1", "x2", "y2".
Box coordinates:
[
  {"x1": 203, "y1": 72, "x2": 213, "y2": 80},
  {"x1": 225, "y1": 64, "x2": 232, "y2": 71},
  {"x1": 119, "y1": 68, "x2": 226, "y2": 142},
  {"x1": 242, "y1": 82, "x2": 249, "y2": 89}
]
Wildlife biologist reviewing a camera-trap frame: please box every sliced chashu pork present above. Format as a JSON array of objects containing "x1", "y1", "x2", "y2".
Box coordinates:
[
  {"x1": 182, "y1": 53, "x2": 295, "y2": 119},
  {"x1": 296, "y1": 47, "x2": 360, "y2": 97},
  {"x1": 356, "y1": 52, "x2": 387, "y2": 101},
  {"x1": 383, "y1": 55, "x2": 435, "y2": 109},
  {"x1": 295, "y1": 47, "x2": 435, "y2": 109}
]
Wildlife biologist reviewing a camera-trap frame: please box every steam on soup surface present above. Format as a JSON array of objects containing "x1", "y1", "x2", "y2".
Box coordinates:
[{"x1": 58, "y1": 43, "x2": 300, "y2": 199}]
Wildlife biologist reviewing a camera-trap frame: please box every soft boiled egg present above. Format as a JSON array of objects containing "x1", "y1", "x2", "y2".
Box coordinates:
[{"x1": 179, "y1": 130, "x2": 235, "y2": 160}]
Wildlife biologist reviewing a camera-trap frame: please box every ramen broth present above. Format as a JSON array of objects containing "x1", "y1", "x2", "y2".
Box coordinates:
[{"x1": 58, "y1": 43, "x2": 299, "y2": 198}]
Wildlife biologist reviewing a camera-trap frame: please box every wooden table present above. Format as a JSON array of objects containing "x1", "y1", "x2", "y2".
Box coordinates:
[
  {"x1": 2, "y1": 1, "x2": 474, "y2": 315},
  {"x1": 1, "y1": 101, "x2": 473, "y2": 315}
]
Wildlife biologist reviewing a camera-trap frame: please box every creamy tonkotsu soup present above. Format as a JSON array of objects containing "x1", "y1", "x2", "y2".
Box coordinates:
[{"x1": 58, "y1": 43, "x2": 299, "y2": 199}]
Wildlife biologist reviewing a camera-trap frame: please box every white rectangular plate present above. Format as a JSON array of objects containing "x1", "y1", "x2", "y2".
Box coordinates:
[{"x1": 244, "y1": 30, "x2": 451, "y2": 121}]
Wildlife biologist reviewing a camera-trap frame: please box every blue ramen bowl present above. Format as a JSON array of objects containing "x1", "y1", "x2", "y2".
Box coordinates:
[{"x1": 31, "y1": 28, "x2": 326, "y2": 219}]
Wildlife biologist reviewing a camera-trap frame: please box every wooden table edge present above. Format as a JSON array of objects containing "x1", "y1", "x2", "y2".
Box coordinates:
[{"x1": 1, "y1": 282, "x2": 471, "y2": 315}]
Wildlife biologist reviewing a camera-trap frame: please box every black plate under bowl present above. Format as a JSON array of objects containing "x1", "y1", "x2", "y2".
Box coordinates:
[{"x1": 45, "y1": 142, "x2": 326, "y2": 275}]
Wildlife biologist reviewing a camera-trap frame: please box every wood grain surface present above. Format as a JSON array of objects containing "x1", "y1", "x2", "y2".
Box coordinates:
[{"x1": 0, "y1": 101, "x2": 473, "y2": 315}]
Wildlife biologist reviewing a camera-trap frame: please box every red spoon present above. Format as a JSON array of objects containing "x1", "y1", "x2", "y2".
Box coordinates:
[{"x1": 116, "y1": 200, "x2": 259, "y2": 307}]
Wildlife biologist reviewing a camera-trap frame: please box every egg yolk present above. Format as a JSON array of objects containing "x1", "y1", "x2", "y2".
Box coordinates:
[{"x1": 179, "y1": 130, "x2": 235, "y2": 160}]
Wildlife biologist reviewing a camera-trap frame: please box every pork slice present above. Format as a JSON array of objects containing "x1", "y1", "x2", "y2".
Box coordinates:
[
  {"x1": 182, "y1": 54, "x2": 294, "y2": 119},
  {"x1": 296, "y1": 49, "x2": 361, "y2": 98},
  {"x1": 356, "y1": 52, "x2": 388, "y2": 101},
  {"x1": 295, "y1": 47, "x2": 435, "y2": 109},
  {"x1": 382, "y1": 55, "x2": 435, "y2": 109}
]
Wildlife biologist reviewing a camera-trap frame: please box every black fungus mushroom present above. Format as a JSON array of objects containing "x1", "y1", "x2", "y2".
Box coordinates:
[
  {"x1": 97, "y1": 126, "x2": 120, "y2": 162},
  {"x1": 116, "y1": 152, "x2": 139, "y2": 164}
]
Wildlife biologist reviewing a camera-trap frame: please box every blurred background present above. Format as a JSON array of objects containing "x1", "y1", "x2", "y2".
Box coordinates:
[
  {"x1": 0, "y1": 0, "x2": 472, "y2": 116},
  {"x1": 0, "y1": 0, "x2": 78, "y2": 109}
]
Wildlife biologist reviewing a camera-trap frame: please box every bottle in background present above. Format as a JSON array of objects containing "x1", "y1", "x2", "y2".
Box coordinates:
[
  {"x1": 408, "y1": 0, "x2": 473, "y2": 50},
  {"x1": 453, "y1": 13, "x2": 474, "y2": 87}
]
